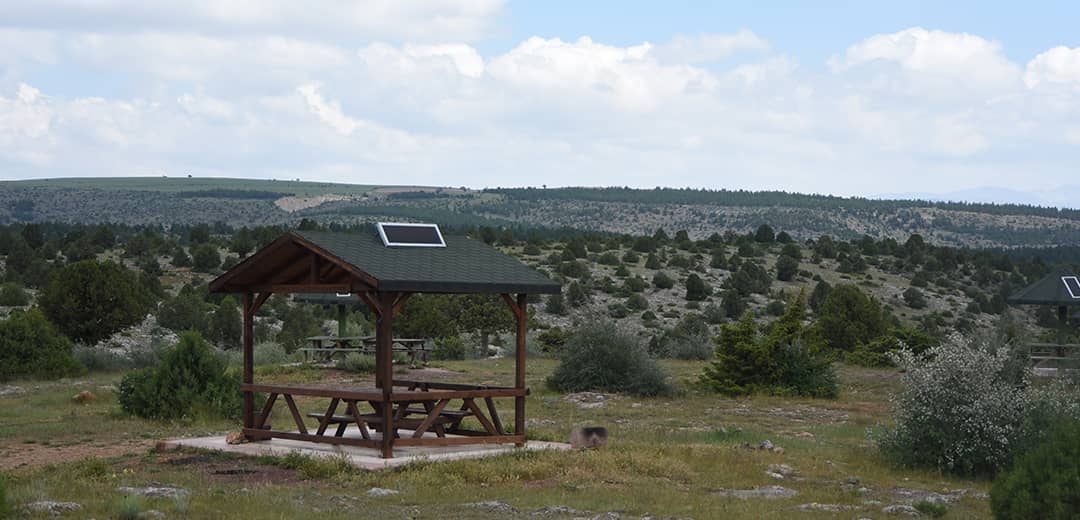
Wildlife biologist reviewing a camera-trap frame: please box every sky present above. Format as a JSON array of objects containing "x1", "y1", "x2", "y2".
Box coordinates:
[{"x1": 1, "y1": 1, "x2": 1079, "y2": 205}]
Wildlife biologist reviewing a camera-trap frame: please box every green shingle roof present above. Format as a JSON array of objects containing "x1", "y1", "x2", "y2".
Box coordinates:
[
  {"x1": 1007, "y1": 269, "x2": 1080, "y2": 306},
  {"x1": 295, "y1": 230, "x2": 560, "y2": 294}
]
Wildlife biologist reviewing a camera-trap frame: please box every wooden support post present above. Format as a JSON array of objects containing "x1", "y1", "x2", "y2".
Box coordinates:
[
  {"x1": 514, "y1": 293, "x2": 527, "y2": 446},
  {"x1": 377, "y1": 291, "x2": 397, "y2": 458},
  {"x1": 337, "y1": 304, "x2": 348, "y2": 338},
  {"x1": 242, "y1": 292, "x2": 255, "y2": 430}
]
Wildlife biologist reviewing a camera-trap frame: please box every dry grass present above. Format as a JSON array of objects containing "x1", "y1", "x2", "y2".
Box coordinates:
[{"x1": 0, "y1": 359, "x2": 992, "y2": 518}]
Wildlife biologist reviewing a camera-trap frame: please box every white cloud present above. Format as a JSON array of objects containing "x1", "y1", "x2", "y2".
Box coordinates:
[
  {"x1": 297, "y1": 83, "x2": 362, "y2": 136},
  {"x1": 0, "y1": 0, "x2": 505, "y2": 43},
  {"x1": 487, "y1": 36, "x2": 714, "y2": 111},
  {"x1": 1025, "y1": 46, "x2": 1080, "y2": 88},
  {"x1": 177, "y1": 93, "x2": 234, "y2": 120},
  {"x1": 67, "y1": 32, "x2": 351, "y2": 83},
  {"x1": 652, "y1": 29, "x2": 770, "y2": 63},
  {"x1": 0, "y1": 22, "x2": 1078, "y2": 198},
  {"x1": 831, "y1": 27, "x2": 1021, "y2": 92},
  {"x1": 404, "y1": 44, "x2": 484, "y2": 78}
]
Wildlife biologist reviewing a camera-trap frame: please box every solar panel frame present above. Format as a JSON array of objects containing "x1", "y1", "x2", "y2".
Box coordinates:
[
  {"x1": 376, "y1": 222, "x2": 446, "y2": 248},
  {"x1": 1063, "y1": 276, "x2": 1080, "y2": 299}
]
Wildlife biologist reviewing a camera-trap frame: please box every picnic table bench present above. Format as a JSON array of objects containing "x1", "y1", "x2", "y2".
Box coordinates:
[
  {"x1": 1029, "y1": 343, "x2": 1080, "y2": 365},
  {"x1": 299, "y1": 335, "x2": 432, "y2": 365},
  {"x1": 243, "y1": 380, "x2": 525, "y2": 450}
]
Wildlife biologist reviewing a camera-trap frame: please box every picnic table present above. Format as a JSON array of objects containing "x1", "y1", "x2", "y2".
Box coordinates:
[
  {"x1": 243, "y1": 380, "x2": 523, "y2": 448},
  {"x1": 300, "y1": 335, "x2": 432, "y2": 365}
]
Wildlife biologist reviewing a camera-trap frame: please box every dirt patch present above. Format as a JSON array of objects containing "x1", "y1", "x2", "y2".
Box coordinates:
[
  {"x1": 404, "y1": 367, "x2": 466, "y2": 381},
  {"x1": 274, "y1": 194, "x2": 353, "y2": 212},
  {"x1": 0, "y1": 438, "x2": 155, "y2": 471},
  {"x1": 152, "y1": 451, "x2": 308, "y2": 487}
]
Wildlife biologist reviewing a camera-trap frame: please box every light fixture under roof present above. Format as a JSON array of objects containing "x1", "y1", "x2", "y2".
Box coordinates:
[{"x1": 376, "y1": 222, "x2": 446, "y2": 248}]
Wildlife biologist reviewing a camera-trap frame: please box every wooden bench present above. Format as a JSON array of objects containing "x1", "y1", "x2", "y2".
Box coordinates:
[
  {"x1": 298, "y1": 347, "x2": 369, "y2": 363},
  {"x1": 305, "y1": 412, "x2": 457, "y2": 438}
]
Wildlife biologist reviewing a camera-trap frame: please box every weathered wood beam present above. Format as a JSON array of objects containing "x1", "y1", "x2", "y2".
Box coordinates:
[
  {"x1": 514, "y1": 293, "x2": 527, "y2": 445},
  {"x1": 265, "y1": 283, "x2": 351, "y2": 293},
  {"x1": 376, "y1": 291, "x2": 397, "y2": 458},
  {"x1": 242, "y1": 293, "x2": 255, "y2": 429},
  {"x1": 392, "y1": 293, "x2": 412, "y2": 315},
  {"x1": 358, "y1": 292, "x2": 380, "y2": 317}
]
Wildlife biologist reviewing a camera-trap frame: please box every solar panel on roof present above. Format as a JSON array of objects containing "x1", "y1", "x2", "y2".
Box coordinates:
[
  {"x1": 1063, "y1": 276, "x2": 1080, "y2": 299},
  {"x1": 377, "y1": 222, "x2": 446, "y2": 247}
]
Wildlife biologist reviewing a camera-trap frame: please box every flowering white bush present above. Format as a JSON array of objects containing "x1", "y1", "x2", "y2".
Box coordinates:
[{"x1": 877, "y1": 332, "x2": 1080, "y2": 476}]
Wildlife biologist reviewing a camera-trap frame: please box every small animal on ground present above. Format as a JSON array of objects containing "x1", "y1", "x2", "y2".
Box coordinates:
[{"x1": 569, "y1": 426, "x2": 608, "y2": 449}]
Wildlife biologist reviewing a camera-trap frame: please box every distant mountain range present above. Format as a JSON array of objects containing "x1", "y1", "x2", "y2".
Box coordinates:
[
  {"x1": 878, "y1": 185, "x2": 1080, "y2": 209},
  {"x1": 2, "y1": 177, "x2": 1079, "y2": 249}
]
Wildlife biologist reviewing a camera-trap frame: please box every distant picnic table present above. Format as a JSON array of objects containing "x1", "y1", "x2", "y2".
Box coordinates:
[{"x1": 300, "y1": 335, "x2": 431, "y2": 365}]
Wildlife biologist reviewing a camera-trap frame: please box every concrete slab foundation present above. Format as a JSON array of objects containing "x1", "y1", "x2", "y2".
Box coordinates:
[{"x1": 159, "y1": 429, "x2": 572, "y2": 470}]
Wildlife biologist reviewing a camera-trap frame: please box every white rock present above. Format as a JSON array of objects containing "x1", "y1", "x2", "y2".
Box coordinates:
[{"x1": 366, "y1": 488, "x2": 400, "y2": 497}]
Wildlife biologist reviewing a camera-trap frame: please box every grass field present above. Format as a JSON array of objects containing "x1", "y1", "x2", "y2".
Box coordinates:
[
  {"x1": 0, "y1": 177, "x2": 377, "y2": 197},
  {"x1": 0, "y1": 359, "x2": 993, "y2": 519}
]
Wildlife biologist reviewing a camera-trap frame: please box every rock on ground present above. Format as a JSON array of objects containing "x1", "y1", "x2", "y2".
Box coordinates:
[
  {"x1": 531, "y1": 505, "x2": 587, "y2": 516},
  {"x1": 563, "y1": 392, "x2": 613, "y2": 409},
  {"x1": 367, "y1": 488, "x2": 400, "y2": 497},
  {"x1": 793, "y1": 503, "x2": 855, "y2": 512},
  {"x1": 465, "y1": 501, "x2": 520, "y2": 515},
  {"x1": 714, "y1": 485, "x2": 797, "y2": 499},
  {"x1": 117, "y1": 483, "x2": 190, "y2": 500},
  {"x1": 23, "y1": 501, "x2": 83, "y2": 515},
  {"x1": 882, "y1": 504, "x2": 921, "y2": 516}
]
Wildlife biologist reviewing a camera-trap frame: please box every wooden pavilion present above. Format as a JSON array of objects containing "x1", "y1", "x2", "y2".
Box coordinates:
[
  {"x1": 1007, "y1": 269, "x2": 1080, "y2": 368},
  {"x1": 208, "y1": 225, "x2": 560, "y2": 458}
]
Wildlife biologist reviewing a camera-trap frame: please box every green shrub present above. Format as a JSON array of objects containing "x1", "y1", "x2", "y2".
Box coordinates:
[
  {"x1": 877, "y1": 333, "x2": 1080, "y2": 476},
  {"x1": 545, "y1": 293, "x2": 567, "y2": 315},
  {"x1": 668, "y1": 333, "x2": 714, "y2": 360},
  {"x1": 0, "y1": 475, "x2": 9, "y2": 519},
  {"x1": 607, "y1": 303, "x2": 629, "y2": 319},
  {"x1": 771, "y1": 341, "x2": 838, "y2": 398},
  {"x1": 810, "y1": 284, "x2": 887, "y2": 354},
  {"x1": 276, "y1": 305, "x2": 322, "y2": 352},
  {"x1": 775, "y1": 255, "x2": 799, "y2": 281},
  {"x1": 0, "y1": 283, "x2": 29, "y2": 306},
  {"x1": 115, "y1": 494, "x2": 145, "y2": 520},
  {"x1": 432, "y1": 335, "x2": 466, "y2": 360},
  {"x1": 547, "y1": 321, "x2": 674, "y2": 397},
  {"x1": 700, "y1": 314, "x2": 771, "y2": 396},
  {"x1": 625, "y1": 293, "x2": 649, "y2": 310},
  {"x1": 991, "y1": 421, "x2": 1080, "y2": 520},
  {"x1": 903, "y1": 287, "x2": 927, "y2": 309},
  {"x1": 701, "y1": 297, "x2": 837, "y2": 398},
  {"x1": 0, "y1": 309, "x2": 82, "y2": 381},
  {"x1": 39, "y1": 259, "x2": 155, "y2": 345},
  {"x1": 914, "y1": 501, "x2": 948, "y2": 518},
  {"x1": 684, "y1": 274, "x2": 712, "y2": 301},
  {"x1": 336, "y1": 353, "x2": 376, "y2": 373},
  {"x1": 223, "y1": 342, "x2": 294, "y2": 367},
  {"x1": 118, "y1": 332, "x2": 243, "y2": 420},
  {"x1": 535, "y1": 328, "x2": 568, "y2": 353},
  {"x1": 652, "y1": 271, "x2": 675, "y2": 289},
  {"x1": 845, "y1": 336, "x2": 901, "y2": 367}
]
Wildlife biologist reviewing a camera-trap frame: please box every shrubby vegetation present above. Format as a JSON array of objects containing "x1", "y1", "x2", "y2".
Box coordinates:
[
  {"x1": 336, "y1": 353, "x2": 376, "y2": 373},
  {"x1": 0, "y1": 309, "x2": 82, "y2": 381},
  {"x1": 118, "y1": 332, "x2": 243, "y2": 420},
  {"x1": 39, "y1": 259, "x2": 155, "y2": 345},
  {"x1": 0, "y1": 282, "x2": 29, "y2": 306},
  {"x1": 548, "y1": 321, "x2": 674, "y2": 397},
  {"x1": 877, "y1": 333, "x2": 1080, "y2": 476},
  {"x1": 990, "y1": 420, "x2": 1080, "y2": 520},
  {"x1": 701, "y1": 297, "x2": 837, "y2": 398}
]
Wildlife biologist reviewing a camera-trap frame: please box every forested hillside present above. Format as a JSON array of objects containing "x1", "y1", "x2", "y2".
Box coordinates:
[{"x1": 3, "y1": 177, "x2": 1080, "y2": 248}]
